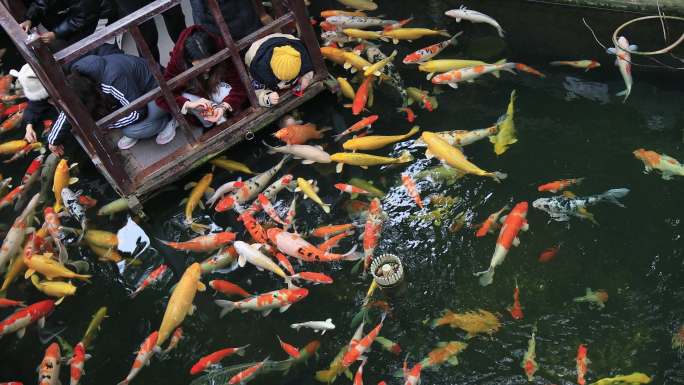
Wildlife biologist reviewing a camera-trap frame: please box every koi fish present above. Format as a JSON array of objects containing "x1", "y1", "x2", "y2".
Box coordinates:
[
  {"x1": 296, "y1": 178, "x2": 331, "y2": 214},
  {"x1": 420, "y1": 341, "x2": 467, "y2": 368},
  {"x1": 351, "y1": 76, "x2": 374, "y2": 115},
  {"x1": 538, "y1": 245, "x2": 559, "y2": 263},
  {"x1": 508, "y1": 281, "x2": 523, "y2": 319},
  {"x1": 522, "y1": 326, "x2": 538, "y2": 381},
  {"x1": 550, "y1": 60, "x2": 600, "y2": 71},
  {"x1": 418, "y1": 59, "x2": 490, "y2": 80},
  {"x1": 284, "y1": 195, "x2": 297, "y2": 231},
  {"x1": 0, "y1": 139, "x2": 28, "y2": 155},
  {"x1": 532, "y1": 188, "x2": 629, "y2": 222},
  {"x1": 318, "y1": 230, "x2": 353, "y2": 253},
  {"x1": 328, "y1": 16, "x2": 395, "y2": 29},
  {"x1": 30, "y1": 275, "x2": 76, "y2": 304},
  {"x1": 274, "y1": 123, "x2": 330, "y2": 145},
  {"x1": 382, "y1": 28, "x2": 450, "y2": 44},
  {"x1": 117, "y1": 331, "x2": 158, "y2": 385},
  {"x1": 363, "y1": 50, "x2": 397, "y2": 77},
  {"x1": 490, "y1": 90, "x2": 517, "y2": 155},
  {"x1": 343, "y1": 29, "x2": 387, "y2": 42},
  {"x1": 69, "y1": 342, "x2": 90, "y2": 385},
  {"x1": 209, "y1": 279, "x2": 251, "y2": 298},
  {"x1": 591, "y1": 373, "x2": 651, "y2": 385},
  {"x1": 331, "y1": 151, "x2": 414, "y2": 172},
  {"x1": 401, "y1": 174, "x2": 423, "y2": 208},
  {"x1": 39, "y1": 153, "x2": 60, "y2": 206},
  {"x1": 81, "y1": 306, "x2": 107, "y2": 349},
  {"x1": 267, "y1": 228, "x2": 359, "y2": 263},
  {"x1": 403, "y1": 357, "x2": 423, "y2": 385},
  {"x1": 335, "y1": 183, "x2": 372, "y2": 197},
  {"x1": 0, "y1": 184, "x2": 22, "y2": 210},
  {"x1": 321, "y1": 46, "x2": 348, "y2": 65},
  {"x1": 97, "y1": 198, "x2": 129, "y2": 217},
  {"x1": 190, "y1": 345, "x2": 248, "y2": 375},
  {"x1": 353, "y1": 359, "x2": 367, "y2": 385},
  {"x1": 291, "y1": 318, "x2": 336, "y2": 334},
  {"x1": 162, "y1": 327, "x2": 183, "y2": 354},
  {"x1": 160, "y1": 232, "x2": 236, "y2": 252},
  {"x1": 431, "y1": 60, "x2": 517, "y2": 89},
  {"x1": 130, "y1": 264, "x2": 168, "y2": 298},
  {"x1": 0, "y1": 299, "x2": 54, "y2": 338},
  {"x1": 607, "y1": 36, "x2": 637, "y2": 102},
  {"x1": 343, "y1": 51, "x2": 373, "y2": 74},
  {"x1": 320, "y1": 10, "x2": 368, "y2": 18},
  {"x1": 25, "y1": 253, "x2": 92, "y2": 281},
  {"x1": 633, "y1": 148, "x2": 684, "y2": 180},
  {"x1": 3, "y1": 142, "x2": 42, "y2": 164},
  {"x1": 363, "y1": 198, "x2": 385, "y2": 272},
  {"x1": 343, "y1": 126, "x2": 420, "y2": 151},
  {"x1": 52, "y1": 159, "x2": 78, "y2": 213},
  {"x1": 234, "y1": 241, "x2": 291, "y2": 284},
  {"x1": 278, "y1": 336, "x2": 301, "y2": 358},
  {"x1": 577, "y1": 344, "x2": 589, "y2": 385},
  {"x1": 403, "y1": 33, "x2": 462, "y2": 64},
  {"x1": 1, "y1": 102, "x2": 28, "y2": 118},
  {"x1": 156, "y1": 263, "x2": 205, "y2": 347},
  {"x1": 216, "y1": 155, "x2": 290, "y2": 212},
  {"x1": 200, "y1": 247, "x2": 238, "y2": 275},
  {"x1": 513, "y1": 63, "x2": 545, "y2": 78},
  {"x1": 0, "y1": 298, "x2": 25, "y2": 308},
  {"x1": 334, "y1": 115, "x2": 379, "y2": 141},
  {"x1": 537, "y1": 178, "x2": 585, "y2": 192},
  {"x1": 383, "y1": 17, "x2": 413, "y2": 31},
  {"x1": 215, "y1": 287, "x2": 309, "y2": 317},
  {"x1": 374, "y1": 336, "x2": 401, "y2": 355},
  {"x1": 475, "y1": 202, "x2": 529, "y2": 286},
  {"x1": 206, "y1": 179, "x2": 243, "y2": 207},
  {"x1": 257, "y1": 194, "x2": 287, "y2": 225},
  {"x1": 573, "y1": 288, "x2": 608, "y2": 309},
  {"x1": 291, "y1": 271, "x2": 334, "y2": 285},
  {"x1": 227, "y1": 358, "x2": 268, "y2": 385},
  {"x1": 0, "y1": 111, "x2": 23, "y2": 134},
  {"x1": 183, "y1": 173, "x2": 213, "y2": 227},
  {"x1": 262, "y1": 244, "x2": 296, "y2": 276},
  {"x1": 0, "y1": 193, "x2": 40, "y2": 272},
  {"x1": 238, "y1": 210, "x2": 268, "y2": 243},
  {"x1": 337, "y1": 77, "x2": 355, "y2": 100},
  {"x1": 312, "y1": 224, "x2": 354, "y2": 239},
  {"x1": 77, "y1": 195, "x2": 97, "y2": 208},
  {"x1": 61, "y1": 188, "x2": 88, "y2": 239},
  {"x1": 209, "y1": 158, "x2": 254, "y2": 174},
  {"x1": 397, "y1": 107, "x2": 416, "y2": 122},
  {"x1": 406, "y1": 87, "x2": 439, "y2": 110},
  {"x1": 475, "y1": 205, "x2": 508, "y2": 237},
  {"x1": 263, "y1": 142, "x2": 332, "y2": 164},
  {"x1": 421, "y1": 131, "x2": 507, "y2": 182},
  {"x1": 39, "y1": 342, "x2": 61, "y2": 385},
  {"x1": 342, "y1": 314, "x2": 386, "y2": 367},
  {"x1": 349, "y1": 178, "x2": 385, "y2": 198},
  {"x1": 445, "y1": 5, "x2": 504, "y2": 37}
]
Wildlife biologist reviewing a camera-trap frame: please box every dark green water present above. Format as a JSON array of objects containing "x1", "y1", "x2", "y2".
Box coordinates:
[{"x1": 2, "y1": 0, "x2": 684, "y2": 384}]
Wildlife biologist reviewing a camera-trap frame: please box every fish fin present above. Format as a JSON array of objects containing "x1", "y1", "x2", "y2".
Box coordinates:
[
  {"x1": 197, "y1": 282, "x2": 206, "y2": 292},
  {"x1": 408, "y1": 97, "x2": 415, "y2": 105},
  {"x1": 263, "y1": 309, "x2": 273, "y2": 316},
  {"x1": 448, "y1": 82, "x2": 459, "y2": 89},
  {"x1": 24, "y1": 269, "x2": 36, "y2": 279},
  {"x1": 17, "y1": 327, "x2": 25, "y2": 338},
  {"x1": 448, "y1": 356, "x2": 460, "y2": 365},
  {"x1": 214, "y1": 300, "x2": 236, "y2": 318},
  {"x1": 188, "y1": 304, "x2": 196, "y2": 316},
  {"x1": 474, "y1": 268, "x2": 495, "y2": 286},
  {"x1": 68, "y1": 177, "x2": 79, "y2": 185},
  {"x1": 198, "y1": 201, "x2": 205, "y2": 210},
  {"x1": 301, "y1": 160, "x2": 315, "y2": 165},
  {"x1": 521, "y1": 222, "x2": 529, "y2": 231},
  {"x1": 280, "y1": 304, "x2": 292, "y2": 313},
  {"x1": 55, "y1": 297, "x2": 65, "y2": 305},
  {"x1": 360, "y1": 165, "x2": 368, "y2": 170},
  {"x1": 322, "y1": 204, "x2": 331, "y2": 214},
  {"x1": 425, "y1": 149, "x2": 434, "y2": 159},
  {"x1": 343, "y1": 62, "x2": 352, "y2": 69},
  {"x1": 336, "y1": 162, "x2": 344, "y2": 174},
  {"x1": 183, "y1": 182, "x2": 197, "y2": 190},
  {"x1": 237, "y1": 254, "x2": 247, "y2": 267},
  {"x1": 512, "y1": 237, "x2": 520, "y2": 247}
]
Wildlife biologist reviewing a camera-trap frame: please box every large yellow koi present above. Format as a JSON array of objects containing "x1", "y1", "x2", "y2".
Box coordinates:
[
  {"x1": 421, "y1": 132, "x2": 507, "y2": 182},
  {"x1": 156, "y1": 263, "x2": 205, "y2": 348}
]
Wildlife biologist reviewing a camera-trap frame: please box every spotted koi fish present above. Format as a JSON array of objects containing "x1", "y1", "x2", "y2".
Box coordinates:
[
  {"x1": 117, "y1": 331, "x2": 158, "y2": 385},
  {"x1": 130, "y1": 264, "x2": 168, "y2": 298},
  {"x1": 0, "y1": 299, "x2": 54, "y2": 338},
  {"x1": 607, "y1": 36, "x2": 636, "y2": 102},
  {"x1": 257, "y1": 194, "x2": 287, "y2": 225},
  {"x1": 363, "y1": 198, "x2": 385, "y2": 272},
  {"x1": 160, "y1": 232, "x2": 236, "y2": 252},
  {"x1": 238, "y1": 210, "x2": 268, "y2": 244},
  {"x1": 39, "y1": 342, "x2": 61, "y2": 385},
  {"x1": 215, "y1": 288, "x2": 309, "y2": 317},
  {"x1": 633, "y1": 148, "x2": 684, "y2": 180},
  {"x1": 162, "y1": 327, "x2": 183, "y2": 354},
  {"x1": 216, "y1": 156, "x2": 290, "y2": 212},
  {"x1": 402, "y1": 33, "x2": 461, "y2": 64},
  {"x1": 401, "y1": 174, "x2": 423, "y2": 208},
  {"x1": 267, "y1": 228, "x2": 359, "y2": 263},
  {"x1": 431, "y1": 59, "x2": 516, "y2": 89},
  {"x1": 69, "y1": 342, "x2": 90, "y2": 385},
  {"x1": 334, "y1": 115, "x2": 379, "y2": 141},
  {"x1": 522, "y1": 326, "x2": 538, "y2": 381},
  {"x1": 334, "y1": 183, "x2": 372, "y2": 197},
  {"x1": 342, "y1": 314, "x2": 386, "y2": 367},
  {"x1": 247, "y1": 174, "x2": 295, "y2": 213}
]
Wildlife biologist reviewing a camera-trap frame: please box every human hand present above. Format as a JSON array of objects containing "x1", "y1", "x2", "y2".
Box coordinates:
[
  {"x1": 24, "y1": 124, "x2": 37, "y2": 143},
  {"x1": 204, "y1": 105, "x2": 224, "y2": 123},
  {"x1": 299, "y1": 71, "x2": 314, "y2": 91},
  {"x1": 19, "y1": 20, "x2": 32, "y2": 32},
  {"x1": 49, "y1": 144, "x2": 64, "y2": 156},
  {"x1": 188, "y1": 98, "x2": 212, "y2": 111},
  {"x1": 268, "y1": 92, "x2": 280, "y2": 106},
  {"x1": 40, "y1": 32, "x2": 56, "y2": 44}
]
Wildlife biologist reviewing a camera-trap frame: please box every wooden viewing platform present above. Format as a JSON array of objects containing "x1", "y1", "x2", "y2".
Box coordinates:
[{"x1": 0, "y1": 0, "x2": 328, "y2": 215}]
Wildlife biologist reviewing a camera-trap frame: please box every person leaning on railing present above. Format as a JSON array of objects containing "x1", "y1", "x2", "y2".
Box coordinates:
[
  {"x1": 47, "y1": 50, "x2": 178, "y2": 154},
  {"x1": 19, "y1": 0, "x2": 114, "y2": 50},
  {"x1": 244, "y1": 33, "x2": 314, "y2": 108},
  {"x1": 9, "y1": 64, "x2": 58, "y2": 145},
  {"x1": 156, "y1": 25, "x2": 248, "y2": 128}
]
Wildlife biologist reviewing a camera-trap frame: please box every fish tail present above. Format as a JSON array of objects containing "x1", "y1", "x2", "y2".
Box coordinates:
[
  {"x1": 236, "y1": 344, "x2": 250, "y2": 356},
  {"x1": 214, "y1": 299, "x2": 236, "y2": 318},
  {"x1": 488, "y1": 171, "x2": 508, "y2": 183},
  {"x1": 497, "y1": 27, "x2": 505, "y2": 38},
  {"x1": 397, "y1": 150, "x2": 414, "y2": 163},
  {"x1": 474, "y1": 268, "x2": 495, "y2": 286},
  {"x1": 549, "y1": 61, "x2": 564, "y2": 66},
  {"x1": 117, "y1": 379, "x2": 130, "y2": 385},
  {"x1": 342, "y1": 244, "x2": 362, "y2": 261},
  {"x1": 450, "y1": 31, "x2": 463, "y2": 45},
  {"x1": 438, "y1": 29, "x2": 451, "y2": 37},
  {"x1": 600, "y1": 188, "x2": 630, "y2": 207},
  {"x1": 333, "y1": 132, "x2": 347, "y2": 142},
  {"x1": 57, "y1": 241, "x2": 69, "y2": 264}
]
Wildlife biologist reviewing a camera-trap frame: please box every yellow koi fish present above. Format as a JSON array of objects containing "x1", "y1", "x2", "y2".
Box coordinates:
[
  {"x1": 490, "y1": 90, "x2": 517, "y2": 155},
  {"x1": 331, "y1": 150, "x2": 413, "y2": 173},
  {"x1": 156, "y1": 263, "x2": 205, "y2": 348},
  {"x1": 209, "y1": 158, "x2": 254, "y2": 174},
  {"x1": 0, "y1": 140, "x2": 28, "y2": 154},
  {"x1": 342, "y1": 51, "x2": 373, "y2": 74},
  {"x1": 30, "y1": 275, "x2": 76, "y2": 304},
  {"x1": 382, "y1": 28, "x2": 450, "y2": 44},
  {"x1": 343, "y1": 126, "x2": 420, "y2": 150},
  {"x1": 24, "y1": 253, "x2": 92, "y2": 281},
  {"x1": 52, "y1": 159, "x2": 78, "y2": 212},
  {"x1": 296, "y1": 177, "x2": 330, "y2": 214},
  {"x1": 321, "y1": 47, "x2": 348, "y2": 66},
  {"x1": 336, "y1": 0, "x2": 377, "y2": 11},
  {"x1": 337, "y1": 77, "x2": 356, "y2": 100},
  {"x1": 183, "y1": 173, "x2": 213, "y2": 227},
  {"x1": 84, "y1": 229, "x2": 118, "y2": 249},
  {"x1": 363, "y1": 50, "x2": 397, "y2": 77},
  {"x1": 590, "y1": 373, "x2": 651, "y2": 385},
  {"x1": 343, "y1": 28, "x2": 386, "y2": 42},
  {"x1": 418, "y1": 59, "x2": 490, "y2": 80},
  {"x1": 421, "y1": 132, "x2": 507, "y2": 182}
]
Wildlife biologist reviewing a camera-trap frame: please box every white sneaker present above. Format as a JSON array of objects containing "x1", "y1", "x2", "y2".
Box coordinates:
[
  {"x1": 117, "y1": 135, "x2": 138, "y2": 150},
  {"x1": 156, "y1": 119, "x2": 178, "y2": 145}
]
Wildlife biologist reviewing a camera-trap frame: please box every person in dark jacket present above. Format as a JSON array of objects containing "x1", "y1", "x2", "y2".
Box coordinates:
[
  {"x1": 156, "y1": 25, "x2": 247, "y2": 128},
  {"x1": 189, "y1": 0, "x2": 263, "y2": 41},
  {"x1": 19, "y1": 0, "x2": 113, "y2": 48},
  {"x1": 9, "y1": 64, "x2": 57, "y2": 144},
  {"x1": 113, "y1": 0, "x2": 186, "y2": 63},
  {"x1": 244, "y1": 33, "x2": 314, "y2": 107},
  {"x1": 48, "y1": 53, "x2": 177, "y2": 154}
]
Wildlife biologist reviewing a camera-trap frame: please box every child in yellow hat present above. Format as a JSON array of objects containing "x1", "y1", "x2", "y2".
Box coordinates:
[{"x1": 245, "y1": 33, "x2": 315, "y2": 107}]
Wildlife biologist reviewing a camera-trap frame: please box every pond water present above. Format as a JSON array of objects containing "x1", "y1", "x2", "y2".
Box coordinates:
[{"x1": 1, "y1": 1, "x2": 684, "y2": 385}]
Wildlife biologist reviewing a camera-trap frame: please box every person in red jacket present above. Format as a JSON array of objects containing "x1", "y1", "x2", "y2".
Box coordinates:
[{"x1": 156, "y1": 25, "x2": 247, "y2": 128}]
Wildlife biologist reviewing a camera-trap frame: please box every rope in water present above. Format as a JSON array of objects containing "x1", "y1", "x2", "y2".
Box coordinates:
[{"x1": 612, "y1": 15, "x2": 684, "y2": 56}]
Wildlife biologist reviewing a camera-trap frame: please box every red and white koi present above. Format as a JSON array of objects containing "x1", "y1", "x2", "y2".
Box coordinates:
[
  {"x1": 277, "y1": 336, "x2": 301, "y2": 358},
  {"x1": 69, "y1": 342, "x2": 90, "y2": 385},
  {"x1": 402, "y1": 358, "x2": 423, "y2": 385},
  {"x1": 363, "y1": 198, "x2": 385, "y2": 272},
  {"x1": 262, "y1": 243, "x2": 295, "y2": 275},
  {"x1": 21, "y1": 154, "x2": 44, "y2": 184},
  {"x1": 283, "y1": 195, "x2": 297, "y2": 231},
  {"x1": 334, "y1": 115, "x2": 379, "y2": 141},
  {"x1": 475, "y1": 201, "x2": 529, "y2": 286},
  {"x1": 130, "y1": 264, "x2": 168, "y2": 298},
  {"x1": 160, "y1": 232, "x2": 236, "y2": 252},
  {"x1": 402, "y1": 33, "x2": 461, "y2": 64},
  {"x1": 475, "y1": 205, "x2": 508, "y2": 237},
  {"x1": 342, "y1": 314, "x2": 386, "y2": 367},
  {"x1": 190, "y1": 345, "x2": 248, "y2": 375},
  {"x1": 317, "y1": 230, "x2": 354, "y2": 253},
  {"x1": 215, "y1": 287, "x2": 309, "y2": 317},
  {"x1": 353, "y1": 359, "x2": 367, "y2": 385},
  {"x1": 39, "y1": 342, "x2": 61, "y2": 385},
  {"x1": 43, "y1": 207, "x2": 68, "y2": 263},
  {"x1": 1, "y1": 193, "x2": 40, "y2": 273},
  {"x1": 522, "y1": 326, "x2": 538, "y2": 381},
  {"x1": 207, "y1": 179, "x2": 244, "y2": 206},
  {"x1": 216, "y1": 156, "x2": 289, "y2": 212},
  {"x1": 431, "y1": 60, "x2": 516, "y2": 89},
  {"x1": 383, "y1": 17, "x2": 413, "y2": 31},
  {"x1": 238, "y1": 210, "x2": 268, "y2": 244},
  {"x1": 0, "y1": 299, "x2": 54, "y2": 338},
  {"x1": 291, "y1": 271, "x2": 334, "y2": 285},
  {"x1": 508, "y1": 281, "x2": 523, "y2": 320},
  {"x1": 577, "y1": 344, "x2": 589, "y2": 385},
  {"x1": 267, "y1": 228, "x2": 359, "y2": 263},
  {"x1": 227, "y1": 358, "x2": 268, "y2": 385},
  {"x1": 401, "y1": 174, "x2": 423, "y2": 208},
  {"x1": 0, "y1": 184, "x2": 22, "y2": 210},
  {"x1": 334, "y1": 183, "x2": 371, "y2": 197},
  {"x1": 117, "y1": 331, "x2": 158, "y2": 385},
  {"x1": 248, "y1": 174, "x2": 295, "y2": 213},
  {"x1": 257, "y1": 194, "x2": 287, "y2": 225},
  {"x1": 607, "y1": 36, "x2": 636, "y2": 102}
]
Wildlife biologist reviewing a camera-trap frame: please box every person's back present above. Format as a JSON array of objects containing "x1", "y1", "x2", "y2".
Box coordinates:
[
  {"x1": 73, "y1": 54, "x2": 158, "y2": 98},
  {"x1": 189, "y1": 0, "x2": 262, "y2": 41},
  {"x1": 23, "y1": 0, "x2": 113, "y2": 46}
]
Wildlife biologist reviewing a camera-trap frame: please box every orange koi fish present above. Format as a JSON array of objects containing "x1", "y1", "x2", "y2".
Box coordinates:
[
  {"x1": 513, "y1": 63, "x2": 545, "y2": 77},
  {"x1": 209, "y1": 279, "x2": 252, "y2": 298},
  {"x1": 402, "y1": 357, "x2": 423, "y2": 385},
  {"x1": 2, "y1": 102, "x2": 28, "y2": 117},
  {"x1": 291, "y1": 271, "x2": 334, "y2": 284},
  {"x1": 475, "y1": 205, "x2": 508, "y2": 237},
  {"x1": 0, "y1": 299, "x2": 54, "y2": 338},
  {"x1": 397, "y1": 107, "x2": 416, "y2": 123},
  {"x1": 354, "y1": 359, "x2": 367, "y2": 385},
  {"x1": 0, "y1": 298, "x2": 25, "y2": 308},
  {"x1": 215, "y1": 288, "x2": 309, "y2": 317},
  {"x1": 508, "y1": 281, "x2": 523, "y2": 319},
  {"x1": 267, "y1": 228, "x2": 359, "y2": 263},
  {"x1": 227, "y1": 358, "x2": 267, "y2": 385},
  {"x1": 277, "y1": 336, "x2": 301, "y2": 358},
  {"x1": 401, "y1": 174, "x2": 423, "y2": 208},
  {"x1": 257, "y1": 194, "x2": 287, "y2": 226},
  {"x1": 160, "y1": 232, "x2": 236, "y2": 252},
  {"x1": 262, "y1": 244, "x2": 296, "y2": 275},
  {"x1": 274, "y1": 123, "x2": 330, "y2": 145},
  {"x1": 342, "y1": 314, "x2": 386, "y2": 367},
  {"x1": 69, "y1": 342, "x2": 90, "y2": 385},
  {"x1": 0, "y1": 185, "x2": 23, "y2": 210},
  {"x1": 317, "y1": 230, "x2": 354, "y2": 253},
  {"x1": 550, "y1": 60, "x2": 600, "y2": 71},
  {"x1": 538, "y1": 245, "x2": 559, "y2": 263},
  {"x1": 78, "y1": 195, "x2": 98, "y2": 208},
  {"x1": 130, "y1": 264, "x2": 168, "y2": 298},
  {"x1": 0, "y1": 111, "x2": 23, "y2": 134},
  {"x1": 39, "y1": 342, "x2": 61, "y2": 385},
  {"x1": 420, "y1": 341, "x2": 467, "y2": 368},
  {"x1": 334, "y1": 183, "x2": 371, "y2": 196},
  {"x1": 190, "y1": 345, "x2": 248, "y2": 375},
  {"x1": 320, "y1": 10, "x2": 367, "y2": 18},
  {"x1": 537, "y1": 178, "x2": 584, "y2": 193},
  {"x1": 351, "y1": 76, "x2": 373, "y2": 115},
  {"x1": 576, "y1": 344, "x2": 589, "y2": 385},
  {"x1": 475, "y1": 202, "x2": 529, "y2": 286},
  {"x1": 363, "y1": 198, "x2": 385, "y2": 272},
  {"x1": 311, "y1": 223, "x2": 355, "y2": 238},
  {"x1": 238, "y1": 210, "x2": 268, "y2": 244},
  {"x1": 334, "y1": 115, "x2": 379, "y2": 141},
  {"x1": 117, "y1": 331, "x2": 158, "y2": 385}
]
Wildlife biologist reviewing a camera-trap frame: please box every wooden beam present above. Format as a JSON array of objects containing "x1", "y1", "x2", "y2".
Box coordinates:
[
  {"x1": 53, "y1": 0, "x2": 181, "y2": 65},
  {"x1": 97, "y1": 13, "x2": 295, "y2": 127},
  {"x1": 206, "y1": 0, "x2": 260, "y2": 108},
  {"x1": 129, "y1": 25, "x2": 197, "y2": 144}
]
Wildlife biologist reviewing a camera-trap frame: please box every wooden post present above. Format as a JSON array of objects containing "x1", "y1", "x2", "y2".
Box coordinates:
[
  {"x1": 288, "y1": 0, "x2": 328, "y2": 80},
  {"x1": 129, "y1": 25, "x2": 196, "y2": 144},
  {"x1": 206, "y1": 0, "x2": 260, "y2": 109}
]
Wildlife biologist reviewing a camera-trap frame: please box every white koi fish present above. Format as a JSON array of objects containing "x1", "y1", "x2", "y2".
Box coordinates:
[
  {"x1": 263, "y1": 142, "x2": 332, "y2": 164},
  {"x1": 607, "y1": 36, "x2": 636, "y2": 102},
  {"x1": 290, "y1": 318, "x2": 336, "y2": 334},
  {"x1": 445, "y1": 5, "x2": 504, "y2": 37}
]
